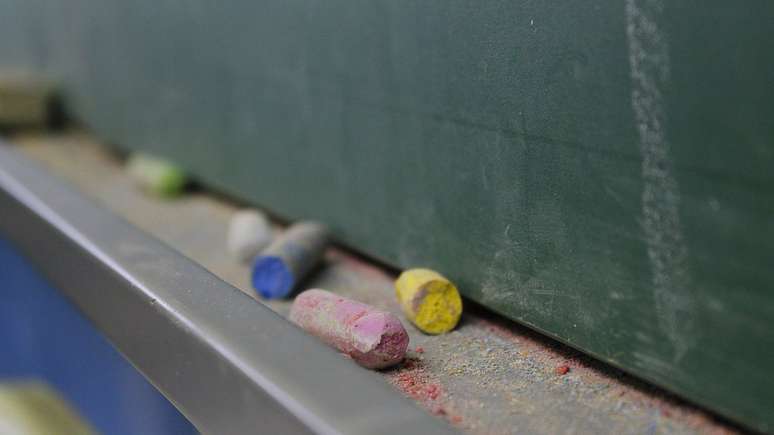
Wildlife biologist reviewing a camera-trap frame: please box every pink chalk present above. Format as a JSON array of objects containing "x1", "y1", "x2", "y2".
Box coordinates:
[{"x1": 289, "y1": 289, "x2": 409, "y2": 369}]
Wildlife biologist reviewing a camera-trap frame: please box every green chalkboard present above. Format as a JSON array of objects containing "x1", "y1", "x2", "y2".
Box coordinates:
[{"x1": 0, "y1": 1, "x2": 772, "y2": 430}]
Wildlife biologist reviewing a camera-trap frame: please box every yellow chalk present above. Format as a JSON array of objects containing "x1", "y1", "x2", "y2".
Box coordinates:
[
  {"x1": 0, "y1": 381, "x2": 95, "y2": 435},
  {"x1": 395, "y1": 268, "x2": 462, "y2": 334}
]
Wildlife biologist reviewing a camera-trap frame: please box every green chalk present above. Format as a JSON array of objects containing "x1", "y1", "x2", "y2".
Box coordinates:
[{"x1": 126, "y1": 153, "x2": 188, "y2": 198}]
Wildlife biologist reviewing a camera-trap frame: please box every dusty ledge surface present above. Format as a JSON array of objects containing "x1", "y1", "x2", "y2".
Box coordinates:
[{"x1": 9, "y1": 130, "x2": 741, "y2": 435}]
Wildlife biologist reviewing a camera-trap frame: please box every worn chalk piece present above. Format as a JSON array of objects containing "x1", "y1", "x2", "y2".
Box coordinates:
[
  {"x1": 290, "y1": 289, "x2": 409, "y2": 369},
  {"x1": 0, "y1": 72, "x2": 56, "y2": 130},
  {"x1": 125, "y1": 153, "x2": 187, "y2": 198},
  {"x1": 251, "y1": 221, "x2": 328, "y2": 299},
  {"x1": 395, "y1": 268, "x2": 462, "y2": 334},
  {"x1": 227, "y1": 209, "x2": 273, "y2": 263},
  {"x1": 0, "y1": 381, "x2": 96, "y2": 435}
]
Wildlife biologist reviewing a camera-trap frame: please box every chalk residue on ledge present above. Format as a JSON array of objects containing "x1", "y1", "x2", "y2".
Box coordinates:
[{"x1": 625, "y1": 0, "x2": 696, "y2": 361}]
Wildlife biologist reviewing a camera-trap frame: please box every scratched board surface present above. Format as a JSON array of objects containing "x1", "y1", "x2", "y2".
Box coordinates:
[{"x1": 0, "y1": 1, "x2": 772, "y2": 431}]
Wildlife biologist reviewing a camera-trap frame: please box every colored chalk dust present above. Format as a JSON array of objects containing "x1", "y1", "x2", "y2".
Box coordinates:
[{"x1": 251, "y1": 256, "x2": 294, "y2": 299}]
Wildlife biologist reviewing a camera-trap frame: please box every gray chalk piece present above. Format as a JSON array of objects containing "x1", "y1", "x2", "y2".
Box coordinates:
[
  {"x1": 0, "y1": 71, "x2": 55, "y2": 129},
  {"x1": 251, "y1": 221, "x2": 329, "y2": 299}
]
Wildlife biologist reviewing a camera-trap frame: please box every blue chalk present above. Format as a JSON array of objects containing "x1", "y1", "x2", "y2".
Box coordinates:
[
  {"x1": 251, "y1": 256, "x2": 294, "y2": 299},
  {"x1": 249, "y1": 221, "x2": 329, "y2": 299}
]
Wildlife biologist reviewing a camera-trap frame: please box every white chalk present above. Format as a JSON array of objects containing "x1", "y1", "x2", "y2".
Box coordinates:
[{"x1": 227, "y1": 209, "x2": 273, "y2": 263}]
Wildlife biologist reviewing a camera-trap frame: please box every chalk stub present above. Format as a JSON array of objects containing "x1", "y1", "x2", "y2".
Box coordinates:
[
  {"x1": 0, "y1": 381, "x2": 96, "y2": 435},
  {"x1": 125, "y1": 153, "x2": 187, "y2": 198},
  {"x1": 395, "y1": 268, "x2": 462, "y2": 335},
  {"x1": 251, "y1": 221, "x2": 328, "y2": 299},
  {"x1": 227, "y1": 209, "x2": 273, "y2": 263},
  {"x1": 289, "y1": 289, "x2": 409, "y2": 369},
  {"x1": 0, "y1": 71, "x2": 56, "y2": 130}
]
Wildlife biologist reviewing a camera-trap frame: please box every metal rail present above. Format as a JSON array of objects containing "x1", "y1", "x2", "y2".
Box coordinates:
[{"x1": 0, "y1": 142, "x2": 456, "y2": 435}]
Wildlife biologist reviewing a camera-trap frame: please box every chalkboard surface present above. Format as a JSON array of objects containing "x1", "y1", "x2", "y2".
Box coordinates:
[{"x1": 0, "y1": 1, "x2": 772, "y2": 430}]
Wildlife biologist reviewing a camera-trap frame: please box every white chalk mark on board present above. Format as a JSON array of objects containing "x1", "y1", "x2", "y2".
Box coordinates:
[{"x1": 626, "y1": 0, "x2": 696, "y2": 362}]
